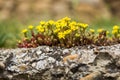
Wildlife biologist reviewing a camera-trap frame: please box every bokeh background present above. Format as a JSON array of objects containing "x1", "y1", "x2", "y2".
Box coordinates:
[{"x1": 0, "y1": 0, "x2": 120, "y2": 48}]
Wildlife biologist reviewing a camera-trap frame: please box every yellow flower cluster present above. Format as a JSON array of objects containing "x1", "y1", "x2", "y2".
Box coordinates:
[
  {"x1": 21, "y1": 17, "x2": 89, "y2": 40},
  {"x1": 112, "y1": 25, "x2": 119, "y2": 34},
  {"x1": 89, "y1": 28, "x2": 110, "y2": 35},
  {"x1": 36, "y1": 25, "x2": 44, "y2": 33},
  {"x1": 58, "y1": 32, "x2": 65, "y2": 39},
  {"x1": 19, "y1": 17, "x2": 120, "y2": 48},
  {"x1": 53, "y1": 17, "x2": 89, "y2": 39},
  {"x1": 21, "y1": 17, "x2": 120, "y2": 39},
  {"x1": 112, "y1": 25, "x2": 120, "y2": 37}
]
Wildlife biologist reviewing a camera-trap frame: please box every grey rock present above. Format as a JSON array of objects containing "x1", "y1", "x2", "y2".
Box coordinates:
[{"x1": 0, "y1": 44, "x2": 120, "y2": 79}]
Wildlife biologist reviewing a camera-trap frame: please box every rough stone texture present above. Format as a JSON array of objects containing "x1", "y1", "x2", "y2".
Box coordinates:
[
  {"x1": 0, "y1": 0, "x2": 111, "y2": 22},
  {"x1": 0, "y1": 44, "x2": 120, "y2": 80}
]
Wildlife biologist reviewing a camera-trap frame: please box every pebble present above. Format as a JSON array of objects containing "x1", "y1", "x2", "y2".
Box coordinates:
[
  {"x1": 36, "y1": 50, "x2": 42, "y2": 55},
  {"x1": 0, "y1": 61, "x2": 5, "y2": 70},
  {"x1": 63, "y1": 49, "x2": 69, "y2": 54}
]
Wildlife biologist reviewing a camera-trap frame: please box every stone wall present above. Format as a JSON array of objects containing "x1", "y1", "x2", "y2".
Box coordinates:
[{"x1": 0, "y1": 0, "x2": 111, "y2": 22}]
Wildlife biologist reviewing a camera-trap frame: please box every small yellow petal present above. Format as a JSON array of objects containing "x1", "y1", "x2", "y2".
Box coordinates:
[
  {"x1": 21, "y1": 29, "x2": 28, "y2": 33},
  {"x1": 106, "y1": 31, "x2": 109, "y2": 34},
  {"x1": 40, "y1": 21, "x2": 46, "y2": 25},
  {"x1": 112, "y1": 29, "x2": 118, "y2": 34},
  {"x1": 89, "y1": 29, "x2": 95, "y2": 33},
  {"x1": 75, "y1": 33, "x2": 80, "y2": 37},
  {"x1": 113, "y1": 25, "x2": 119, "y2": 30},
  {"x1": 97, "y1": 29, "x2": 103, "y2": 33},
  {"x1": 28, "y1": 25, "x2": 34, "y2": 30}
]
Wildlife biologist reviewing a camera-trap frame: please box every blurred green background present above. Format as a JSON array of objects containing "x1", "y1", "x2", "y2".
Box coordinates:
[{"x1": 0, "y1": 0, "x2": 120, "y2": 48}]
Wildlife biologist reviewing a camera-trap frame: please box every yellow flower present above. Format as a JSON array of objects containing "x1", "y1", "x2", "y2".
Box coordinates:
[
  {"x1": 54, "y1": 28, "x2": 60, "y2": 33},
  {"x1": 45, "y1": 22, "x2": 49, "y2": 26},
  {"x1": 75, "y1": 33, "x2": 80, "y2": 37},
  {"x1": 89, "y1": 29, "x2": 95, "y2": 33},
  {"x1": 58, "y1": 32, "x2": 65, "y2": 39},
  {"x1": 97, "y1": 29, "x2": 103, "y2": 33},
  {"x1": 77, "y1": 23, "x2": 81, "y2": 27},
  {"x1": 113, "y1": 25, "x2": 119, "y2": 30},
  {"x1": 70, "y1": 26, "x2": 78, "y2": 31},
  {"x1": 69, "y1": 21, "x2": 77, "y2": 26},
  {"x1": 56, "y1": 19, "x2": 62, "y2": 23},
  {"x1": 40, "y1": 21, "x2": 46, "y2": 25},
  {"x1": 48, "y1": 20, "x2": 55, "y2": 25},
  {"x1": 28, "y1": 25, "x2": 34, "y2": 30},
  {"x1": 112, "y1": 29, "x2": 118, "y2": 34},
  {"x1": 60, "y1": 21, "x2": 67, "y2": 27},
  {"x1": 106, "y1": 31, "x2": 109, "y2": 34},
  {"x1": 17, "y1": 40, "x2": 21, "y2": 43},
  {"x1": 62, "y1": 17, "x2": 71, "y2": 22},
  {"x1": 77, "y1": 23, "x2": 88, "y2": 28},
  {"x1": 117, "y1": 34, "x2": 120, "y2": 37},
  {"x1": 82, "y1": 24, "x2": 88, "y2": 28},
  {"x1": 55, "y1": 22, "x2": 61, "y2": 28},
  {"x1": 36, "y1": 26, "x2": 44, "y2": 32},
  {"x1": 64, "y1": 30, "x2": 72, "y2": 35},
  {"x1": 69, "y1": 22, "x2": 78, "y2": 31},
  {"x1": 21, "y1": 29, "x2": 28, "y2": 33}
]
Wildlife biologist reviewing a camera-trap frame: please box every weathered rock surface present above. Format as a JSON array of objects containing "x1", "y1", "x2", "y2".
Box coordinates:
[{"x1": 0, "y1": 44, "x2": 120, "y2": 80}]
